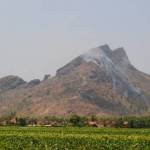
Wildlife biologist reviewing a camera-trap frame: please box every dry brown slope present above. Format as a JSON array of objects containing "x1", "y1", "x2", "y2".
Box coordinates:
[{"x1": 0, "y1": 45, "x2": 150, "y2": 116}]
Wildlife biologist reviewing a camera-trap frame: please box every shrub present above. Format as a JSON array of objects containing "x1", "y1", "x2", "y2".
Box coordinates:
[
  {"x1": 69, "y1": 115, "x2": 87, "y2": 127},
  {"x1": 17, "y1": 118, "x2": 27, "y2": 126}
]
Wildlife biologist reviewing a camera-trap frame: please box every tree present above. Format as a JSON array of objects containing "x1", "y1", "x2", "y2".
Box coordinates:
[
  {"x1": 69, "y1": 115, "x2": 87, "y2": 127},
  {"x1": 17, "y1": 118, "x2": 27, "y2": 126}
]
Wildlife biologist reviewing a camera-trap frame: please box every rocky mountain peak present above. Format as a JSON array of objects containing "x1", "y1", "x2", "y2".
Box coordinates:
[
  {"x1": 81, "y1": 45, "x2": 129, "y2": 63},
  {"x1": 113, "y1": 47, "x2": 130, "y2": 62},
  {"x1": 99, "y1": 44, "x2": 110, "y2": 49},
  {"x1": 112, "y1": 47, "x2": 132, "y2": 72},
  {"x1": 113, "y1": 47, "x2": 127, "y2": 56},
  {"x1": 81, "y1": 44, "x2": 112, "y2": 65},
  {"x1": 57, "y1": 45, "x2": 132, "y2": 76},
  {"x1": 98, "y1": 44, "x2": 112, "y2": 53},
  {"x1": 54, "y1": 44, "x2": 150, "y2": 115}
]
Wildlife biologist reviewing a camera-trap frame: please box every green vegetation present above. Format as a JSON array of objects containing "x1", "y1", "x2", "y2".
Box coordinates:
[
  {"x1": 2, "y1": 114, "x2": 150, "y2": 128},
  {"x1": 16, "y1": 117, "x2": 27, "y2": 126},
  {"x1": 69, "y1": 114, "x2": 87, "y2": 127},
  {"x1": 0, "y1": 127, "x2": 150, "y2": 149}
]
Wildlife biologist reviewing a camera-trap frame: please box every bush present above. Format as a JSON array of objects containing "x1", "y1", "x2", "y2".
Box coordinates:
[
  {"x1": 17, "y1": 118, "x2": 27, "y2": 126},
  {"x1": 69, "y1": 115, "x2": 87, "y2": 127}
]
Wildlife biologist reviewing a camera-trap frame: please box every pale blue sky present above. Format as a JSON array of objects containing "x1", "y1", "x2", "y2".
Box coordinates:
[{"x1": 0, "y1": 0, "x2": 149, "y2": 81}]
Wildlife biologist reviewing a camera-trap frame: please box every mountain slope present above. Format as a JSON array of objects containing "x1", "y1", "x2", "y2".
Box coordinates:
[{"x1": 0, "y1": 44, "x2": 150, "y2": 116}]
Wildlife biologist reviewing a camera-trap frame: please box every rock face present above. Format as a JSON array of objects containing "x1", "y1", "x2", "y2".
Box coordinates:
[{"x1": 0, "y1": 44, "x2": 150, "y2": 116}]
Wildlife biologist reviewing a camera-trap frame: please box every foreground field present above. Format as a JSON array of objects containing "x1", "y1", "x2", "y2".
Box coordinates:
[{"x1": 0, "y1": 127, "x2": 150, "y2": 149}]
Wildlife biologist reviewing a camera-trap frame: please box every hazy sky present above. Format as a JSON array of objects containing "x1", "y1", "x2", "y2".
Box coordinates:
[{"x1": 0, "y1": 0, "x2": 149, "y2": 81}]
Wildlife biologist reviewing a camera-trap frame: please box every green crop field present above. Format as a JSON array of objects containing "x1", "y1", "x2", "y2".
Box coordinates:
[{"x1": 0, "y1": 127, "x2": 150, "y2": 150}]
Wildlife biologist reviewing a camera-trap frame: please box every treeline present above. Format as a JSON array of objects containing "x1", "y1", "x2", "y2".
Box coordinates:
[{"x1": 1, "y1": 114, "x2": 150, "y2": 128}]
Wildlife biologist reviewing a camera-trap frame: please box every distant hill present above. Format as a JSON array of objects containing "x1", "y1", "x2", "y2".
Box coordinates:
[{"x1": 0, "y1": 44, "x2": 150, "y2": 117}]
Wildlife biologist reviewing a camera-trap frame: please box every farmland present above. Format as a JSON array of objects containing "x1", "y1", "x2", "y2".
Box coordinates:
[{"x1": 0, "y1": 127, "x2": 150, "y2": 149}]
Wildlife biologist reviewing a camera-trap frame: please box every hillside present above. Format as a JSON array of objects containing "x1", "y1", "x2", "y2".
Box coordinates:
[{"x1": 0, "y1": 44, "x2": 150, "y2": 116}]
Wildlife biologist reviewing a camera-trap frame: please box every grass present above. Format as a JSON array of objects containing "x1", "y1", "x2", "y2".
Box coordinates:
[{"x1": 0, "y1": 127, "x2": 150, "y2": 149}]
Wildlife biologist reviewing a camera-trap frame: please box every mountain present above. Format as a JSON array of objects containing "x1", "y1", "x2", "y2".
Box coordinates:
[
  {"x1": 0, "y1": 44, "x2": 150, "y2": 117},
  {"x1": 0, "y1": 76, "x2": 26, "y2": 92}
]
